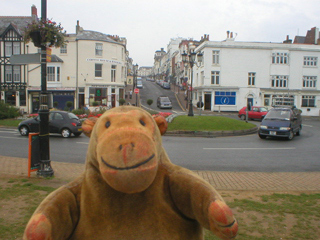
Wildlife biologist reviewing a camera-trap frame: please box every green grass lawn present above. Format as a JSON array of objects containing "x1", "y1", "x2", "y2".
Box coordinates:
[
  {"x1": 0, "y1": 119, "x2": 22, "y2": 127},
  {"x1": 167, "y1": 115, "x2": 256, "y2": 131},
  {"x1": 1, "y1": 177, "x2": 319, "y2": 240},
  {"x1": 0, "y1": 116, "x2": 257, "y2": 132}
]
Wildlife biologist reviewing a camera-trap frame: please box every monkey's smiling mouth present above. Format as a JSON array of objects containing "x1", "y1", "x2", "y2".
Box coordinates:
[{"x1": 101, "y1": 154, "x2": 155, "y2": 170}]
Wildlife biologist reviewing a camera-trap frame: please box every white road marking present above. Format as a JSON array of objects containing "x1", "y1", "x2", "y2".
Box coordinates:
[
  {"x1": 76, "y1": 142, "x2": 89, "y2": 144},
  {"x1": 0, "y1": 136, "x2": 23, "y2": 140},
  {"x1": 302, "y1": 124, "x2": 313, "y2": 127},
  {"x1": 203, "y1": 147, "x2": 296, "y2": 150}
]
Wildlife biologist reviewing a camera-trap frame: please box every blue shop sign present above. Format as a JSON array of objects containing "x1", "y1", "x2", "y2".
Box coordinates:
[{"x1": 215, "y1": 91, "x2": 236, "y2": 105}]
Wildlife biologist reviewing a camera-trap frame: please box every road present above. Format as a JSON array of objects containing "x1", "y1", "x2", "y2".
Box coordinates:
[
  {"x1": 1, "y1": 116, "x2": 319, "y2": 172},
  {"x1": 139, "y1": 79, "x2": 185, "y2": 113}
]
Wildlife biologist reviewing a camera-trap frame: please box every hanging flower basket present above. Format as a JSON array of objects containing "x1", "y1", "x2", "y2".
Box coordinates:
[
  {"x1": 24, "y1": 19, "x2": 67, "y2": 48},
  {"x1": 29, "y1": 31, "x2": 42, "y2": 47}
]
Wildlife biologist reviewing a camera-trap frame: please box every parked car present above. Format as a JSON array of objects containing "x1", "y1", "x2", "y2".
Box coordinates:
[
  {"x1": 157, "y1": 96, "x2": 172, "y2": 109},
  {"x1": 18, "y1": 111, "x2": 83, "y2": 138},
  {"x1": 238, "y1": 106, "x2": 268, "y2": 120},
  {"x1": 258, "y1": 106, "x2": 302, "y2": 140},
  {"x1": 162, "y1": 82, "x2": 171, "y2": 89},
  {"x1": 136, "y1": 80, "x2": 143, "y2": 88}
]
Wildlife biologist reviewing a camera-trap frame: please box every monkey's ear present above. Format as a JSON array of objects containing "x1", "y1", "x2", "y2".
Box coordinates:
[
  {"x1": 153, "y1": 115, "x2": 168, "y2": 135},
  {"x1": 82, "y1": 117, "x2": 98, "y2": 137}
]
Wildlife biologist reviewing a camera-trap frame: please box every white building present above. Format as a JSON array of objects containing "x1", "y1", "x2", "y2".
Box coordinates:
[
  {"x1": 193, "y1": 35, "x2": 320, "y2": 116},
  {"x1": 1, "y1": 5, "x2": 128, "y2": 113}
]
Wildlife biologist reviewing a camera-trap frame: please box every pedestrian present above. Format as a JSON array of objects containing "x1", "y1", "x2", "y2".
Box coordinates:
[{"x1": 129, "y1": 89, "x2": 133, "y2": 99}]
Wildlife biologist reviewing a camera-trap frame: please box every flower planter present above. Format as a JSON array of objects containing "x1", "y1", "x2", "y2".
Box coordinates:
[{"x1": 29, "y1": 31, "x2": 42, "y2": 47}]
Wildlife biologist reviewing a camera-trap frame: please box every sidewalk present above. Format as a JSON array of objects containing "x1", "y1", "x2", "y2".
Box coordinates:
[{"x1": 1, "y1": 155, "x2": 320, "y2": 191}]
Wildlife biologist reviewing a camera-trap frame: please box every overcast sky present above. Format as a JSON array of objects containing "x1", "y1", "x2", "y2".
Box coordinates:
[{"x1": 1, "y1": 0, "x2": 319, "y2": 66}]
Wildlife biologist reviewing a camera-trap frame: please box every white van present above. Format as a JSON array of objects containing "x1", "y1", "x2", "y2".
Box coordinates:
[{"x1": 136, "y1": 78, "x2": 143, "y2": 88}]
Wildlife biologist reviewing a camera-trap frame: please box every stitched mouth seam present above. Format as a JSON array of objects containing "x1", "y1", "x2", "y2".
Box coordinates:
[{"x1": 101, "y1": 154, "x2": 155, "y2": 170}]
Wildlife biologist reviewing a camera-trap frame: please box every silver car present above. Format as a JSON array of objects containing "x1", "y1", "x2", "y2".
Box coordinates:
[{"x1": 157, "y1": 96, "x2": 172, "y2": 109}]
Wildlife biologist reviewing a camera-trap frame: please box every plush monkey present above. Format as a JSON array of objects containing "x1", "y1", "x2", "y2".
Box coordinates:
[{"x1": 24, "y1": 106, "x2": 237, "y2": 240}]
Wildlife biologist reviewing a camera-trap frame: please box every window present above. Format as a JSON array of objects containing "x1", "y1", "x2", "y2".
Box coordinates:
[
  {"x1": 5, "y1": 42, "x2": 20, "y2": 57},
  {"x1": 47, "y1": 67, "x2": 55, "y2": 82},
  {"x1": 47, "y1": 66, "x2": 60, "y2": 82},
  {"x1": 60, "y1": 44, "x2": 67, "y2": 54},
  {"x1": 211, "y1": 71, "x2": 220, "y2": 85},
  {"x1": 248, "y1": 72, "x2": 256, "y2": 86},
  {"x1": 303, "y1": 57, "x2": 317, "y2": 66},
  {"x1": 5, "y1": 66, "x2": 12, "y2": 83},
  {"x1": 111, "y1": 65, "x2": 116, "y2": 82},
  {"x1": 212, "y1": 50, "x2": 220, "y2": 64},
  {"x1": 272, "y1": 95, "x2": 294, "y2": 106},
  {"x1": 201, "y1": 71, "x2": 204, "y2": 85},
  {"x1": 303, "y1": 76, "x2": 317, "y2": 88},
  {"x1": 89, "y1": 87, "x2": 108, "y2": 106},
  {"x1": 302, "y1": 96, "x2": 315, "y2": 107},
  {"x1": 271, "y1": 75, "x2": 288, "y2": 88},
  {"x1": 95, "y1": 64, "x2": 102, "y2": 77},
  {"x1": 272, "y1": 52, "x2": 288, "y2": 64},
  {"x1": 5, "y1": 65, "x2": 20, "y2": 83},
  {"x1": 19, "y1": 90, "x2": 26, "y2": 106},
  {"x1": 95, "y1": 43, "x2": 103, "y2": 56},
  {"x1": 13, "y1": 66, "x2": 21, "y2": 82}
]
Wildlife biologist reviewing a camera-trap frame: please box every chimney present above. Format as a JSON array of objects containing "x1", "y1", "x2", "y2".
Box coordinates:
[
  {"x1": 315, "y1": 27, "x2": 319, "y2": 45},
  {"x1": 230, "y1": 32, "x2": 233, "y2": 38},
  {"x1": 76, "y1": 20, "x2": 80, "y2": 34},
  {"x1": 227, "y1": 31, "x2": 230, "y2": 38},
  {"x1": 31, "y1": 5, "x2": 38, "y2": 21}
]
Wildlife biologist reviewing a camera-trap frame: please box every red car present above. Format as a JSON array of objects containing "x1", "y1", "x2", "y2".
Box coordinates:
[{"x1": 238, "y1": 106, "x2": 268, "y2": 121}]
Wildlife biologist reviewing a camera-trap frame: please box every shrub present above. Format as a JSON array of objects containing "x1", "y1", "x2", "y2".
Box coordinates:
[
  {"x1": 0, "y1": 100, "x2": 20, "y2": 119},
  {"x1": 92, "y1": 101, "x2": 99, "y2": 106},
  {"x1": 65, "y1": 101, "x2": 73, "y2": 111},
  {"x1": 147, "y1": 99, "x2": 153, "y2": 106},
  {"x1": 119, "y1": 98, "x2": 125, "y2": 106},
  {"x1": 53, "y1": 101, "x2": 58, "y2": 108}
]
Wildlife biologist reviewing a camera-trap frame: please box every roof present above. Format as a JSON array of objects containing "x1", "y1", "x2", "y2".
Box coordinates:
[
  {"x1": 51, "y1": 55, "x2": 63, "y2": 63},
  {"x1": 0, "y1": 16, "x2": 33, "y2": 37},
  {"x1": 76, "y1": 30, "x2": 121, "y2": 45},
  {"x1": 293, "y1": 36, "x2": 306, "y2": 44}
]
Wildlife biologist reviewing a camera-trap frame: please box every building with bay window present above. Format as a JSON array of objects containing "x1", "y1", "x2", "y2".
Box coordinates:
[{"x1": 1, "y1": 5, "x2": 128, "y2": 113}]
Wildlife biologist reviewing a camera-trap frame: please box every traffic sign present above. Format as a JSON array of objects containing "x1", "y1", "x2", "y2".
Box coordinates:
[{"x1": 134, "y1": 88, "x2": 139, "y2": 94}]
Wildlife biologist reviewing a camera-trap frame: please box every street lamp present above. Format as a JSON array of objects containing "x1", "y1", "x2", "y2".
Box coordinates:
[
  {"x1": 134, "y1": 64, "x2": 138, "y2": 106},
  {"x1": 181, "y1": 49, "x2": 203, "y2": 116}
]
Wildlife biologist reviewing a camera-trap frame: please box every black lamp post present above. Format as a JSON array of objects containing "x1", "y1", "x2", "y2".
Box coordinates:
[
  {"x1": 134, "y1": 64, "x2": 138, "y2": 106},
  {"x1": 181, "y1": 49, "x2": 203, "y2": 116},
  {"x1": 37, "y1": 0, "x2": 54, "y2": 177}
]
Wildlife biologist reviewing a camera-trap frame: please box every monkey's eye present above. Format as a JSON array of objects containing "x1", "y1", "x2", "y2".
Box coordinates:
[
  {"x1": 105, "y1": 121, "x2": 111, "y2": 128},
  {"x1": 139, "y1": 119, "x2": 146, "y2": 126}
]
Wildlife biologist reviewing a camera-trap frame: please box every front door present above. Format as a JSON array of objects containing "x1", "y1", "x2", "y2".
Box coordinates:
[
  {"x1": 247, "y1": 98, "x2": 254, "y2": 110},
  {"x1": 111, "y1": 94, "x2": 116, "y2": 108},
  {"x1": 204, "y1": 94, "x2": 211, "y2": 110}
]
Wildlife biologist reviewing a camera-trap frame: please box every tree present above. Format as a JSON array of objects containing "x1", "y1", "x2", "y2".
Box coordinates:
[
  {"x1": 65, "y1": 101, "x2": 73, "y2": 111},
  {"x1": 147, "y1": 99, "x2": 153, "y2": 106}
]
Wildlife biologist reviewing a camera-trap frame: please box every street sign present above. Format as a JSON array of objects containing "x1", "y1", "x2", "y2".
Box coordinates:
[
  {"x1": 46, "y1": 47, "x2": 52, "y2": 62},
  {"x1": 10, "y1": 53, "x2": 41, "y2": 64},
  {"x1": 134, "y1": 88, "x2": 139, "y2": 94}
]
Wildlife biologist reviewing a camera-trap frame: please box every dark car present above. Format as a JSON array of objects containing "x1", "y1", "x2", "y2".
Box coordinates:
[
  {"x1": 18, "y1": 111, "x2": 83, "y2": 138},
  {"x1": 238, "y1": 106, "x2": 268, "y2": 120},
  {"x1": 157, "y1": 96, "x2": 172, "y2": 109},
  {"x1": 258, "y1": 106, "x2": 302, "y2": 140}
]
